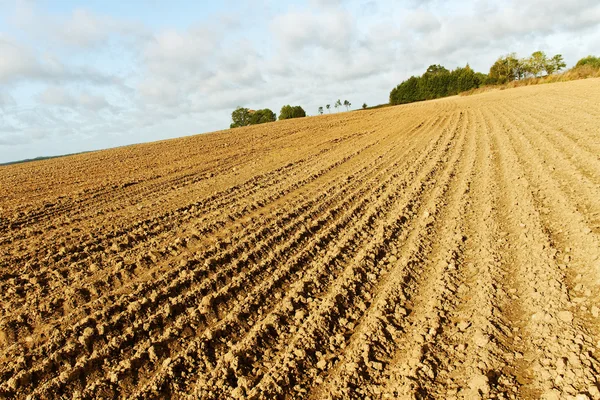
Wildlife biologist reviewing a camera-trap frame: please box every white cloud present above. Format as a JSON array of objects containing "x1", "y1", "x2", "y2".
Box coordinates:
[
  {"x1": 10, "y1": 1, "x2": 148, "y2": 48},
  {"x1": 53, "y1": 9, "x2": 114, "y2": 47},
  {"x1": 0, "y1": 35, "x2": 121, "y2": 86},
  {"x1": 309, "y1": 0, "x2": 344, "y2": 8},
  {"x1": 37, "y1": 86, "x2": 72, "y2": 107},
  {"x1": 271, "y1": 9, "x2": 355, "y2": 52},
  {"x1": 404, "y1": 8, "x2": 441, "y2": 33},
  {"x1": 0, "y1": 92, "x2": 16, "y2": 109},
  {"x1": 143, "y1": 27, "x2": 218, "y2": 77},
  {"x1": 37, "y1": 86, "x2": 112, "y2": 111},
  {"x1": 0, "y1": 35, "x2": 39, "y2": 83}
]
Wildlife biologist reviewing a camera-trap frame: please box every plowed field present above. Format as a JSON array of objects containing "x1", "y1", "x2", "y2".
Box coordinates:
[{"x1": 1, "y1": 78, "x2": 600, "y2": 399}]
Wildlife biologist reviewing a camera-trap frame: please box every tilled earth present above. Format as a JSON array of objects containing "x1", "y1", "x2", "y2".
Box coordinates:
[{"x1": 1, "y1": 79, "x2": 600, "y2": 399}]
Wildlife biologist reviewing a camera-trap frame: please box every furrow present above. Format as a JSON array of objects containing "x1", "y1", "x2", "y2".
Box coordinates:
[
  {"x1": 330, "y1": 108, "x2": 473, "y2": 400},
  {"x1": 485, "y1": 105, "x2": 600, "y2": 398},
  {"x1": 419, "y1": 107, "x2": 524, "y2": 398},
  {"x1": 132, "y1": 112, "x2": 461, "y2": 399},
  {"x1": 233, "y1": 111, "x2": 467, "y2": 400},
  {"x1": 491, "y1": 100, "x2": 600, "y2": 279},
  {"x1": 69, "y1": 125, "x2": 423, "y2": 398},
  {"x1": 0, "y1": 139, "x2": 377, "y2": 348},
  {"x1": 499, "y1": 100, "x2": 600, "y2": 185},
  {"x1": 0, "y1": 136, "x2": 392, "y2": 397},
  {"x1": 5, "y1": 116, "x2": 442, "y2": 398},
  {"x1": 507, "y1": 92, "x2": 600, "y2": 154}
]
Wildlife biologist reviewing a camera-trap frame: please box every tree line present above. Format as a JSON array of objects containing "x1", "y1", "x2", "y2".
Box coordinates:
[
  {"x1": 317, "y1": 99, "x2": 353, "y2": 115},
  {"x1": 575, "y1": 55, "x2": 600, "y2": 69},
  {"x1": 487, "y1": 51, "x2": 565, "y2": 83},
  {"x1": 389, "y1": 50, "x2": 578, "y2": 106},
  {"x1": 230, "y1": 51, "x2": 598, "y2": 129},
  {"x1": 230, "y1": 105, "x2": 306, "y2": 128},
  {"x1": 231, "y1": 98, "x2": 367, "y2": 129},
  {"x1": 390, "y1": 64, "x2": 487, "y2": 105}
]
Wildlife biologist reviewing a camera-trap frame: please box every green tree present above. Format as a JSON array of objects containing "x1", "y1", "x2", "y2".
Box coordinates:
[
  {"x1": 576, "y1": 55, "x2": 600, "y2": 68},
  {"x1": 390, "y1": 75, "x2": 421, "y2": 105},
  {"x1": 326, "y1": 104, "x2": 331, "y2": 113},
  {"x1": 249, "y1": 109, "x2": 276, "y2": 125},
  {"x1": 488, "y1": 53, "x2": 521, "y2": 83},
  {"x1": 362, "y1": 103, "x2": 367, "y2": 109},
  {"x1": 279, "y1": 105, "x2": 306, "y2": 120},
  {"x1": 335, "y1": 99, "x2": 341, "y2": 112},
  {"x1": 527, "y1": 51, "x2": 548, "y2": 77},
  {"x1": 390, "y1": 63, "x2": 484, "y2": 105},
  {"x1": 230, "y1": 107, "x2": 251, "y2": 128},
  {"x1": 343, "y1": 100, "x2": 350, "y2": 111},
  {"x1": 514, "y1": 58, "x2": 527, "y2": 80},
  {"x1": 318, "y1": 106, "x2": 324, "y2": 115},
  {"x1": 475, "y1": 72, "x2": 491, "y2": 86},
  {"x1": 425, "y1": 64, "x2": 449, "y2": 75},
  {"x1": 546, "y1": 54, "x2": 566, "y2": 75}
]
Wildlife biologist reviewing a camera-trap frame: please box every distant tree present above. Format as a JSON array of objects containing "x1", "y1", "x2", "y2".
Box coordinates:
[
  {"x1": 425, "y1": 64, "x2": 449, "y2": 75},
  {"x1": 343, "y1": 100, "x2": 349, "y2": 111},
  {"x1": 249, "y1": 109, "x2": 276, "y2": 125},
  {"x1": 475, "y1": 72, "x2": 491, "y2": 86},
  {"x1": 576, "y1": 55, "x2": 600, "y2": 68},
  {"x1": 546, "y1": 54, "x2": 566, "y2": 75},
  {"x1": 489, "y1": 53, "x2": 521, "y2": 83},
  {"x1": 230, "y1": 107, "x2": 251, "y2": 128},
  {"x1": 390, "y1": 75, "x2": 421, "y2": 105},
  {"x1": 527, "y1": 51, "x2": 548, "y2": 77},
  {"x1": 489, "y1": 57, "x2": 506, "y2": 83},
  {"x1": 362, "y1": 103, "x2": 367, "y2": 109},
  {"x1": 509, "y1": 57, "x2": 528, "y2": 81},
  {"x1": 326, "y1": 104, "x2": 331, "y2": 113},
  {"x1": 335, "y1": 99, "x2": 342, "y2": 112},
  {"x1": 390, "y1": 63, "x2": 484, "y2": 105},
  {"x1": 279, "y1": 105, "x2": 306, "y2": 120},
  {"x1": 318, "y1": 106, "x2": 324, "y2": 115}
]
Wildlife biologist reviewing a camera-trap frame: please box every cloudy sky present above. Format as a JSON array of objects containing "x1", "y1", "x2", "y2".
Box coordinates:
[{"x1": 0, "y1": 0, "x2": 599, "y2": 163}]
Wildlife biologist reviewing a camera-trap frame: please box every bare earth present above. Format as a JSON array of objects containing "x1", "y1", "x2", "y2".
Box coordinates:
[{"x1": 1, "y1": 78, "x2": 600, "y2": 400}]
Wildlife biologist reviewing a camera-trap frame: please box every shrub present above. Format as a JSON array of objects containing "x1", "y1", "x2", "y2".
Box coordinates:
[
  {"x1": 279, "y1": 105, "x2": 306, "y2": 120},
  {"x1": 249, "y1": 109, "x2": 276, "y2": 125},
  {"x1": 575, "y1": 56, "x2": 600, "y2": 69}
]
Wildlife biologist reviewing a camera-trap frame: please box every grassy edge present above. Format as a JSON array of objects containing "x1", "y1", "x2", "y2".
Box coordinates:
[{"x1": 460, "y1": 65, "x2": 600, "y2": 97}]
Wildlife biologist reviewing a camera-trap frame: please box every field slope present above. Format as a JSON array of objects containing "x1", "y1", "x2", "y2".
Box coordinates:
[{"x1": 1, "y1": 78, "x2": 600, "y2": 399}]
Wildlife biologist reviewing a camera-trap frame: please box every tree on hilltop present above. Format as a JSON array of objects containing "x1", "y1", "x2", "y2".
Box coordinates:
[
  {"x1": 326, "y1": 104, "x2": 331, "y2": 113},
  {"x1": 425, "y1": 64, "x2": 449, "y2": 75},
  {"x1": 279, "y1": 105, "x2": 306, "y2": 120},
  {"x1": 489, "y1": 53, "x2": 521, "y2": 84},
  {"x1": 545, "y1": 54, "x2": 566, "y2": 75},
  {"x1": 576, "y1": 55, "x2": 600, "y2": 68},
  {"x1": 527, "y1": 51, "x2": 548, "y2": 77},
  {"x1": 362, "y1": 103, "x2": 367, "y2": 109},
  {"x1": 230, "y1": 107, "x2": 251, "y2": 128},
  {"x1": 230, "y1": 107, "x2": 276, "y2": 128},
  {"x1": 249, "y1": 109, "x2": 276, "y2": 125},
  {"x1": 335, "y1": 99, "x2": 342, "y2": 112},
  {"x1": 318, "y1": 106, "x2": 324, "y2": 115}
]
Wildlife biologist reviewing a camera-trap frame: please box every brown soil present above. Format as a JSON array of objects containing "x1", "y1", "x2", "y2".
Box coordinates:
[{"x1": 1, "y1": 78, "x2": 600, "y2": 400}]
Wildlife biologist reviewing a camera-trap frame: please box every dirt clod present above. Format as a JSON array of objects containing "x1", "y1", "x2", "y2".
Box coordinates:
[{"x1": 1, "y1": 79, "x2": 600, "y2": 399}]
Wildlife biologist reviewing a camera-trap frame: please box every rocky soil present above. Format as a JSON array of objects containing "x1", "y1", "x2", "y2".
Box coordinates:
[{"x1": 1, "y1": 78, "x2": 600, "y2": 399}]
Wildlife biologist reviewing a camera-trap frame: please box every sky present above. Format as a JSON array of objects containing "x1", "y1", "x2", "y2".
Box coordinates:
[{"x1": 0, "y1": 0, "x2": 599, "y2": 163}]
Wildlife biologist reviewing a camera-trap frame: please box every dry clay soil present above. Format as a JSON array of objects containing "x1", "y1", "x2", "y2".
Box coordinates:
[{"x1": 1, "y1": 79, "x2": 600, "y2": 400}]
